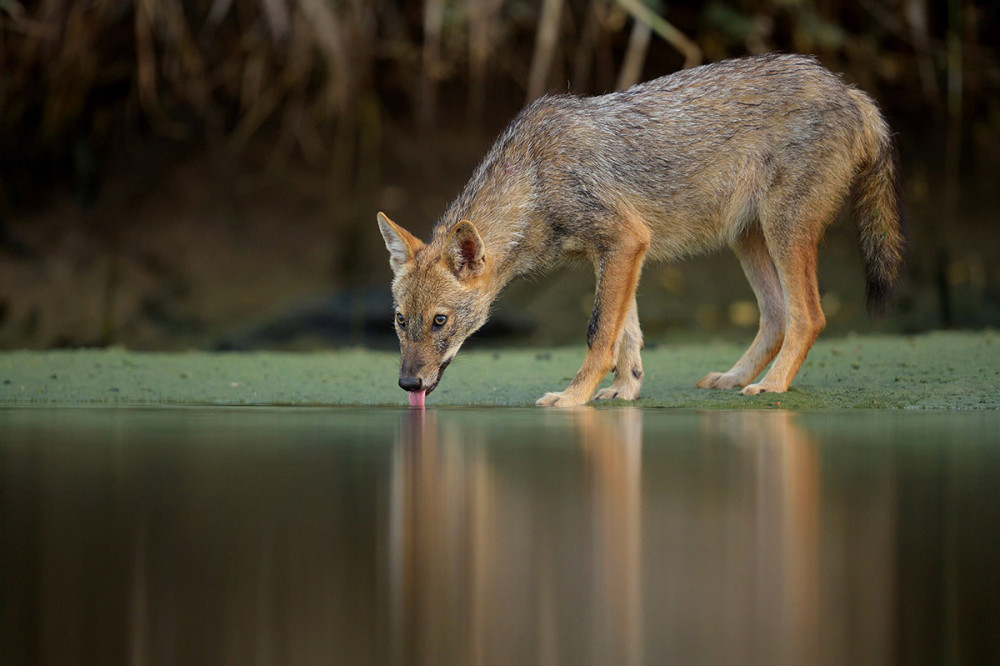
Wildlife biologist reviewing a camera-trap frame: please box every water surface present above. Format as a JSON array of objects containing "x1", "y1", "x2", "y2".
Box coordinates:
[{"x1": 2, "y1": 407, "x2": 999, "y2": 665}]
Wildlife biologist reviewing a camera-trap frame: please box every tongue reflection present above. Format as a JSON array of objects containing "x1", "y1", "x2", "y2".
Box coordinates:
[{"x1": 408, "y1": 389, "x2": 426, "y2": 408}]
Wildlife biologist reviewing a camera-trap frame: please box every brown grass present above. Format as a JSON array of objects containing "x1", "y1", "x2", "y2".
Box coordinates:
[{"x1": 0, "y1": 1, "x2": 994, "y2": 193}]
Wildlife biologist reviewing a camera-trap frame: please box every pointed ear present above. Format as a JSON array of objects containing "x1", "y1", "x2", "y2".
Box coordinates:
[
  {"x1": 377, "y1": 212, "x2": 423, "y2": 274},
  {"x1": 443, "y1": 220, "x2": 486, "y2": 280}
]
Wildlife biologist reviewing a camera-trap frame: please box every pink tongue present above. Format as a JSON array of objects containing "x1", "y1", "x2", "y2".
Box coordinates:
[{"x1": 408, "y1": 389, "x2": 426, "y2": 408}]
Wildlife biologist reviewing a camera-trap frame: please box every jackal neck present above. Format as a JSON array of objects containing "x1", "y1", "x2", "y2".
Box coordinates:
[{"x1": 430, "y1": 171, "x2": 535, "y2": 290}]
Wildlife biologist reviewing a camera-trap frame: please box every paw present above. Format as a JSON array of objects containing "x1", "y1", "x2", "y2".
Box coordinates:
[
  {"x1": 696, "y1": 371, "x2": 744, "y2": 390},
  {"x1": 535, "y1": 391, "x2": 588, "y2": 407},
  {"x1": 594, "y1": 384, "x2": 640, "y2": 401},
  {"x1": 740, "y1": 382, "x2": 787, "y2": 396}
]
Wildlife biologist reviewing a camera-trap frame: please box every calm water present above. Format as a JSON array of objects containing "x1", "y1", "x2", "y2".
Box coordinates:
[{"x1": 2, "y1": 407, "x2": 999, "y2": 665}]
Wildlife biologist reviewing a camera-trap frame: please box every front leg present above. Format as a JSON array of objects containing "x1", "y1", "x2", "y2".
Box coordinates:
[
  {"x1": 537, "y1": 221, "x2": 649, "y2": 407},
  {"x1": 594, "y1": 296, "x2": 644, "y2": 401}
]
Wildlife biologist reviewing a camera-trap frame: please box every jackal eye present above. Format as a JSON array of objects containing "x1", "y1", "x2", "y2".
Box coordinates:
[
  {"x1": 395, "y1": 313, "x2": 406, "y2": 329},
  {"x1": 433, "y1": 314, "x2": 447, "y2": 327}
]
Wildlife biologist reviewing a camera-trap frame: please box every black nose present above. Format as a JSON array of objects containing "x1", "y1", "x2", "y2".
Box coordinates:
[{"x1": 399, "y1": 376, "x2": 423, "y2": 391}]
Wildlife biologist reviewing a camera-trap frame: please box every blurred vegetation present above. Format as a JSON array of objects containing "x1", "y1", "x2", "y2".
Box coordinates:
[
  {"x1": 2, "y1": 0, "x2": 998, "y2": 200},
  {"x1": 1, "y1": 1, "x2": 999, "y2": 349}
]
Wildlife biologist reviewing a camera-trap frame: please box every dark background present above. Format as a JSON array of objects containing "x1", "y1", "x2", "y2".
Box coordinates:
[{"x1": 2, "y1": 0, "x2": 998, "y2": 350}]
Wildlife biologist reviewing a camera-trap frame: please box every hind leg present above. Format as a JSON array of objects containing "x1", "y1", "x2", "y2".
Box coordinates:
[
  {"x1": 698, "y1": 223, "x2": 786, "y2": 389},
  {"x1": 742, "y1": 226, "x2": 826, "y2": 395},
  {"x1": 594, "y1": 297, "x2": 644, "y2": 401}
]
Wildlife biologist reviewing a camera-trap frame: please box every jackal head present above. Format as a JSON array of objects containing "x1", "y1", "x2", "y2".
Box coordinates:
[{"x1": 377, "y1": 212, "x2": 491, "y2": 400}]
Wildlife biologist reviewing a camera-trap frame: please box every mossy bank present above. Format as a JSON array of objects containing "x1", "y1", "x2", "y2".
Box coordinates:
[{"x1": 1, "y1": 331, "x2": 997, "y2": 410}]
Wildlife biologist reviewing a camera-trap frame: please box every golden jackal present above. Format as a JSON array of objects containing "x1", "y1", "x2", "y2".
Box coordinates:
[{"x1": 378, "y1": 53, "x2": 904, "y2": 407}]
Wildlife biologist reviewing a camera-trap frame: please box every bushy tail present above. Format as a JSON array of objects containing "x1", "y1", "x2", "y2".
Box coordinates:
[{"x1": 849, "y1": 89, "x2": 905, "y2": 316}]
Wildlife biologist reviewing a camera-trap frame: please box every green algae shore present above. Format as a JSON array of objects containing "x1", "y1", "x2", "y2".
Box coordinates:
[{"x1": 1, "y1": 331, "x2": 997, "y2": 410}]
